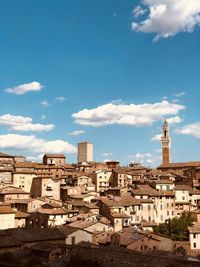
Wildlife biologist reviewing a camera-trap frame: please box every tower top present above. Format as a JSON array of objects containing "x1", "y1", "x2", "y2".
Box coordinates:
[{"x1": 163, "y1": 120, "x2": 168, "y2": 128}]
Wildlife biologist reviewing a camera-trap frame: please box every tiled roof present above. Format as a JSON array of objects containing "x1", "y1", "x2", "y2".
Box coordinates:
[
  {"x1": 1, "y1": 228, "x2": 65, "y2": 242},
  {"x1": 0, "y1": 152, "x2": 14, "y2": 158},
  {"x1": 43, "y1": 154, "x2": 66, "y2": 158},
  {"x1": 58, "y1": 225, "x2": 80, "y2": 236},
  {"x1": 13, "y1": 170, "x2": 36, "y2": 174},
  {"x1": 188, "y1": 223, "x2": 200, "y2": 233},
  {"x1": 132, "y1": 185, "x2": 175, "y2": 197},
  {"x1": 101, "y1": 195, "x2": 141, "y2": 207},
  {"x1": 0, "y1": 204, "x2": 16, "y2": 214},
  {"x1": 32, "y1": 207, "x2": 69, "y2": 215},
  {"x1": 159, "y1": 162, "x2": 200, "y2": 168},
  {"x1": 0, "y1": 186, "x2": 28, "y2": 195}
]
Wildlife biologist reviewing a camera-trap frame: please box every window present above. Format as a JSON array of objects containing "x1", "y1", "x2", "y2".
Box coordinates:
[
  {"x1": 148, "y1": 216, "x2": 151, "y2": 221},
  {"x1": 160, "y1": 205, "x2": 163, "y2": 210},
  {"x1": 194, "y1": 243, "x2": 196, "y2": 248},
  {"x1": 167, "y1": 211, "x2": 169, "y2": 216},
  {"x1": 160, "y1": 215, "x2": 163, "y2": 221},
  {"x1": 148, "y1": 205, "x2": 151, "y2": 211},
  {"x1": 193, "y1": 234, "x2": 196, "y2": 239},
  {"x1": 182, "y1": 196, "x2": 185, "y2": 201}
]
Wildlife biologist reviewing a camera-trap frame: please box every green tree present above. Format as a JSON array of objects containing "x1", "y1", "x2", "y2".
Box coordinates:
[{"x1": 154, "y1": 212, "x2": 193, "y2": 241}]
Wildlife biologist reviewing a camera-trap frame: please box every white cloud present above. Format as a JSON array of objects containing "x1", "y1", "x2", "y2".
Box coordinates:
[
  {"x1": 132, "y1": 6, "x2": 147, "y2": 18},
  {"x1": 0, "y1": 114, "x2": 54, "y2": 132},
  {"x1": 132, "y1": 0, "x2": 200, "y2": 41},
  {"x1": 151, "y1": 134, "x2": 162, "y2": 141},
  {"x1": 171, "y1": 99, "x2": 179, "y2": 103},
  {"x1": 0, "y1": 134, "x2": 76, "y2": 154},
  {"x1": 129, "y1": 152, "x2": 161, "y2": 166},
  {"x1": 55, "y1": 96, "x2": 66, "y2": 103},
  {"x1": 40, "y1": 100, "x2": 50, "y2": 107},
  {"x1": 173, "y1": 92, "x2": 186, "y2": 97},
  {"x1": 68, "y1": 130, "x2": 85, "y2": 136},
  {"x1": 101, "y1": 152, "x2": 113, "y2": 157},
  {"x1": 166, "y1": 116, "x2": 183, "y2": 124},
  {"x1": 5, "y1": 81, "x2": 43, "y2": 95},
  {"x1": 175, "y1": 122, "x2": 200, "y2": 138},
  {"x1": 72, "y1": 100, "x2": 185, "y2": 127}
]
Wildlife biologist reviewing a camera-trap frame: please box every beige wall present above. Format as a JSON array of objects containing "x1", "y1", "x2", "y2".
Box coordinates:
[
  {"x1": 65, "y1": 230, "x2": 92, "y2": 245},
  {"x1": 13, "y1": 173, "x2": 36, "y2": 193},
  {"x1": 0, "y1": 213, "x2": 15, "y2": 229}
]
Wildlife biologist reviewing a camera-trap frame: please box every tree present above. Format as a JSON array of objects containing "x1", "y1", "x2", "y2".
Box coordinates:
[
  {"x1": 154, "y1": 212, "x2": 193, "y2": 241},
  {"x1": 173, "y1": 246, "x2": 186, "y2": 257}
]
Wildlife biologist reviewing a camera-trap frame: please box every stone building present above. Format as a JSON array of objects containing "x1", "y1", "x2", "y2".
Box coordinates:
[
  {"x1": 12, "y1": 171, "x2": 37, "y2": 192},
  {"x1": 43, "y1": 154, "x2": 66, "y2": 166},
  {"x1": 30, "y1": 176, "x2": 61, "y2": 200},
  {"x1": 77, "y1": 142, "x2": 93, "y2": 162}
]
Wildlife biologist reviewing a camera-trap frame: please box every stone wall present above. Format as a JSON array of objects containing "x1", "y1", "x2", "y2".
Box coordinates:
[{"x1": 65, "y1": 245, "x2": 200, "y2": 267}]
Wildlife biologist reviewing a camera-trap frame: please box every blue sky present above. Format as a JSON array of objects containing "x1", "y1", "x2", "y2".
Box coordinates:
[{"x1": 0, "y1": 0, "x2": 200, "y2": 166}]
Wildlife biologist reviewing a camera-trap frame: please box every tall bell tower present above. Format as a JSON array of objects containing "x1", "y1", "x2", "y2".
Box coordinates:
[{"x1": 161, "y1": 120, "x2": 171, "y2": 165}]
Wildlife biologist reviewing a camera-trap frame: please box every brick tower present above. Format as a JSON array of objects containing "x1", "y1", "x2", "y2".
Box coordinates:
[{"x1": 161, "y1": 120, "x2": 171, "y2": 165}]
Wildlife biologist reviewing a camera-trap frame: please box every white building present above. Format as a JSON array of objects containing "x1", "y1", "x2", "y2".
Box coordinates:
[
  {"x1": 0, "y1": 204, "x2": 15, "y2": 230},
  {"x1": 188, "y1": 223, "x2": 200, "y2": 255}
]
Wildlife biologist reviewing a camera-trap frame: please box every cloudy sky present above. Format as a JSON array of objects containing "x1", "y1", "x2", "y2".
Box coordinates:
[{"x1": 0, "y1": 0, "x2": 200, "y2": 166}]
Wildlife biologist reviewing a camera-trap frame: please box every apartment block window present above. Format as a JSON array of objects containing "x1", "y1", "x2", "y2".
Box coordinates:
[
  {"x1": 148, "y1": 205, "x2": 151, "y2": 210},
  {"x1": 182, "y1": 196, "x2": 185, "y2": 201},
  {"x1": 148, "y1": 216, "x2": 151, "y2": 221},
  {"x1": 194, "y1": 243, "x2": 196, "y2": 248},
  {"x1": 193, "y1": 234, "x2": 196, "y2": 239},
  {"x1": 160, "y1": 205, "x2": 163, "y2": 210}
]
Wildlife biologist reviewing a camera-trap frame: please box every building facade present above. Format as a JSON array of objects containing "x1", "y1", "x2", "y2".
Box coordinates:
[{"x1": 77, "y1": 142, "x2": 93, "y2": 162}]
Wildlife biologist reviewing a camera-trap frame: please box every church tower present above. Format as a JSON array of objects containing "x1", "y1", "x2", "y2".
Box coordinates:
[{"x1": 161, "y1": 120, "x2": 171, "y2": 165}]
